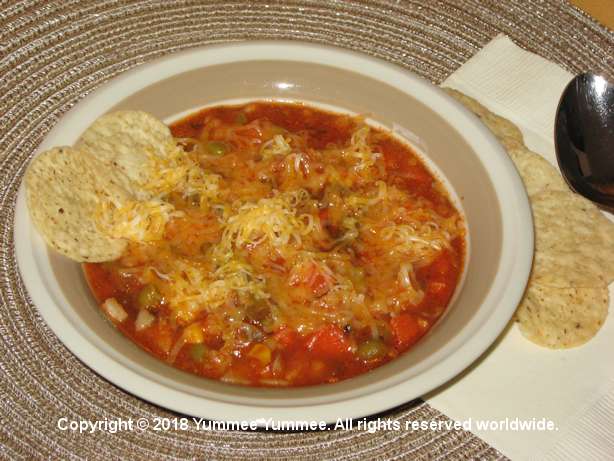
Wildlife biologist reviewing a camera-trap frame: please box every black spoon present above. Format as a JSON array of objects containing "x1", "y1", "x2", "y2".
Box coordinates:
[{"x1": 555, "y1": 73, "x2": 614, "y2": 208}]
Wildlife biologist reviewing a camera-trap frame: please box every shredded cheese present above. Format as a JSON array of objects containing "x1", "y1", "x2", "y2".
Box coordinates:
[
  {"x1": 162, "y1": 258, "x2": 268, "y2": 324},
  {"x1": 97, "y1": 199, "x2": 182, "y2": 242},
  {"x1": 343, "y1": 126, "x2": 382, "y2": 171},
  {"x1": 142, "y1": 142, "x2": 222, "y2": 203},
  {"x1": 215, "y1": 189, "x2": 313, "y2": 258},
  {"x1": 397, "y1": 262, "x2": 425, "y2": 305},
  {"x1": 346, "y1": 180, "x2": 387, "y2": 210},
  {"x1": 260, "y1": 134, "x2": 291, "y2": 158},
  {"x1": 381, "y1": 222, "x2": 448, "y2": 266}
]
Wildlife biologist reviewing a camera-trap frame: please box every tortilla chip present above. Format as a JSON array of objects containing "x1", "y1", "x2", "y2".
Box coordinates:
[
  {"x1": 532, "y1": 252, "x2": 610, "y2": 289},
  {"x1": 516, "y1": 284, "x2": 608, "y2": 348},
  {"x1": 446, "y1": 88, "x2": 614, "y2": 348},
  {"x1": 531, "y1": 190, "x2": 614, "y2": 287},
  {"x1": 507, "y1": 148, "x2": 567, "y2": 197},
  {"x1": 76, "y1": 111, "x2": 175, "y2": 198},
  {"x1": 444, "y1": 88, "x2": 524, "y2": 151},
  {"x1": 26, "y1": 147, "x2": 128, "y2": 262}
]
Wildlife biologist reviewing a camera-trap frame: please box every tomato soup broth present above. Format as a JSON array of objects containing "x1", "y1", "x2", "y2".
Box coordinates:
[{"x1": 84, "y1": 102, "x2": 465, "y2": 387}]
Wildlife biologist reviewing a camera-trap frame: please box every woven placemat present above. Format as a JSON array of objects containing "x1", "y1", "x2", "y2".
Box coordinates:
[{"x1": 1, "y1": 1, "x2": 612, "y2": 459}]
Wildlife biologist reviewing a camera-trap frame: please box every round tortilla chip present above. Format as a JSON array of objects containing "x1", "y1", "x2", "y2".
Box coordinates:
[
  {"x1": 530, "y1": 189, "x2": 614, "y2": 287},
  {"x1": 75, "y1": 111, "x2": 174, "y2": 198},
  {"x1": 445, "y1": 88, "x2": 570, "y2": 198},
  {"x1": 26, "y1": 147, "x2": 128, "y2": 262},
  {"x1": 507, "y1": 147, "x2": 567, "y2": 197},
  {"x1": 444, "y1": 88, "x2": 525, "y2": 151},
  {"x1": 516, "y1": 284, "x2": 608, "y2": 348},
  {"x1": 532, "y1": 251, "x2": 611, "y2": 288}
]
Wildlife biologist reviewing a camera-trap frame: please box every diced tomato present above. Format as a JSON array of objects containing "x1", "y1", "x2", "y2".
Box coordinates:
[
  {"x1": 390, "y1": 314, "x2": 423, "y2": 351},
  {"x1": 274, "y1": 327, "x2": 299, "y2": 348},
  {"x1": 289, "y1": 261, "x2": 333, "y2": 299},
  {"x1": 419, "y1": 251, "x2": 456, "y2": 307},
  {"x1": 310, "y1": 271, "x2": 331, "y2": 297},
  {"x1": 307, "y1": 325, "x2": 351, "y2": 359}
]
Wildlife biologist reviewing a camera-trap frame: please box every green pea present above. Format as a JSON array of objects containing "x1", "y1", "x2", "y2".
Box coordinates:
[
  {"x1": 235, "y1": 112, "x2": 247, "y2": 125},
  {"x1": 190, "y1": 343, "x2": 207, "y2": 361},
  {"x1": 357, "y1": 339, "x2": 388, "y2": 361},
  {"x1": 205, "y1": 141, "x2": 227, "y2": 156},
  {"x1": 137, "y1": 284, "x2": 162, "y2": 310}
]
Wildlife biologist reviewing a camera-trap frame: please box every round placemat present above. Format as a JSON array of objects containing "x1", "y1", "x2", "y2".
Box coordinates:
[{"x1": 1, "y1": 1, "x2": 612, "y2": 459}]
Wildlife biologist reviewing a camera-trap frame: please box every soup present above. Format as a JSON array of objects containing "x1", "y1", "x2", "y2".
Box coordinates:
[{"x1": 84, "y1": 102, "x2": 465, "y2": 387}]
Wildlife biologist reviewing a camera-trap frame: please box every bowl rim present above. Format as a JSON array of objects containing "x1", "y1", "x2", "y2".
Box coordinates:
[{"x1": 14, "y1": 40, "x2": 533, "y2": 424}]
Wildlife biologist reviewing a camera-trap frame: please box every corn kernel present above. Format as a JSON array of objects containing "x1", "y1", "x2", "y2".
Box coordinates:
[
  {"x1": 248, "y1": 343, "x2": 272, "y2": 366},
  {"x1": 183, "y1": 323, "x2": 204, "y2": 344}
]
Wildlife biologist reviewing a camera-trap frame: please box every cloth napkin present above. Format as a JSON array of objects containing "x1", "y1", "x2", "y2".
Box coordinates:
[{"x1": 426, "y1": 34, "x2": 614, "y2": 461}]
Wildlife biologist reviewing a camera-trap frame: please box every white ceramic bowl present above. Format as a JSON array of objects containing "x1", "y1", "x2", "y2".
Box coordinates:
[{"x1": 14, "y1": 42, "x2": 533, "y2": 423}]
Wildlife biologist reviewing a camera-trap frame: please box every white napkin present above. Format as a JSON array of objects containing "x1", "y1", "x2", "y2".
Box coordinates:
[{"x1": 426, "y1": 34, "x2": 614, "y2": 461}]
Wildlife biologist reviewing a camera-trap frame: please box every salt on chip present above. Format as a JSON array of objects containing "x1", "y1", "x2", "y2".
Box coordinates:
[
  {"x1": 516, "y1": 284, "x2": 608, "y2": 348},
  {"x1": 26, "y1": 147, "x2": 129, "y2": 262},
  {"x1": 76, "y1": 111, "x2": 175, "y2": 198}
]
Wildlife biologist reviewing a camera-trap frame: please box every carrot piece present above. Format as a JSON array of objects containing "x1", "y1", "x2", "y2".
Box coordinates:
[
  {"x1": 307, "y1": 325, "x2": 351, "y2": 359},
  {"x1": 390, "y1": 314, "x2": 423, "y2": 351}
]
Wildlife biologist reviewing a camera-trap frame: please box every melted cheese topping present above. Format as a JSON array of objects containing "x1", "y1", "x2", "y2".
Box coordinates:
[
  {"x1": 142, "y1": 144, "x2": 221, "y2": 202},
  {"x1": 260, "y1": 134, "x2": 292, "y2": 158},
  {"x1": 159, "y1": 258, "x2": 269, "y2": 325},
  {"x1": 97, "y1": 141, "x2": 221, "y2": 244},
  {"x1": 343, "y1": 126, "x2": 382, "y2": 172},
  {"x1": 97, "y1": 200, "x2": 182, "y2": 242},
  {"x1": 379, "y1": 213, "x2": 460, "y2": 264},
  {"x1": 216, "y1": 189, "x2": 314, "y2": 258},
  {"x1": 95, "y1": 115, "x2": 464, "y2": 368}
]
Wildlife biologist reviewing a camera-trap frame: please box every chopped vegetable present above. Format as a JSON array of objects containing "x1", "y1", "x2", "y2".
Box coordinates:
[
  {"x1": 184, "y1": 323, "x2": 205, "y2": 344},
  {"x1": 190, "y1": 343, "x2": 207, "y2": 361},
  {"x1": 102, "y1": 297, "x2": 128, "y2": 323},
  {"x1": 357, "y1": 339, "x2": 388, "y2": 361},
  {"x1": 235, "y1": 112, "x2": 247, "y2": 125},
  {"x1": 135, "y1": 309, "x2": 155, "y2": 331},
  {"x1": 307, "y1": 325, "x2": 351, "y2": 359},
  {"x1": 137, "y1": 284, "x2": 162, "y2": 310},
  {"x1": 390, "y1": 313, "x2": 423, "y2": 351},
  {"x1": 248, "y1": 343, "x2": 272, "y2": 366},
  {"x1": 205, "y1": 141, "x2": 227, "y2": 156}
]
